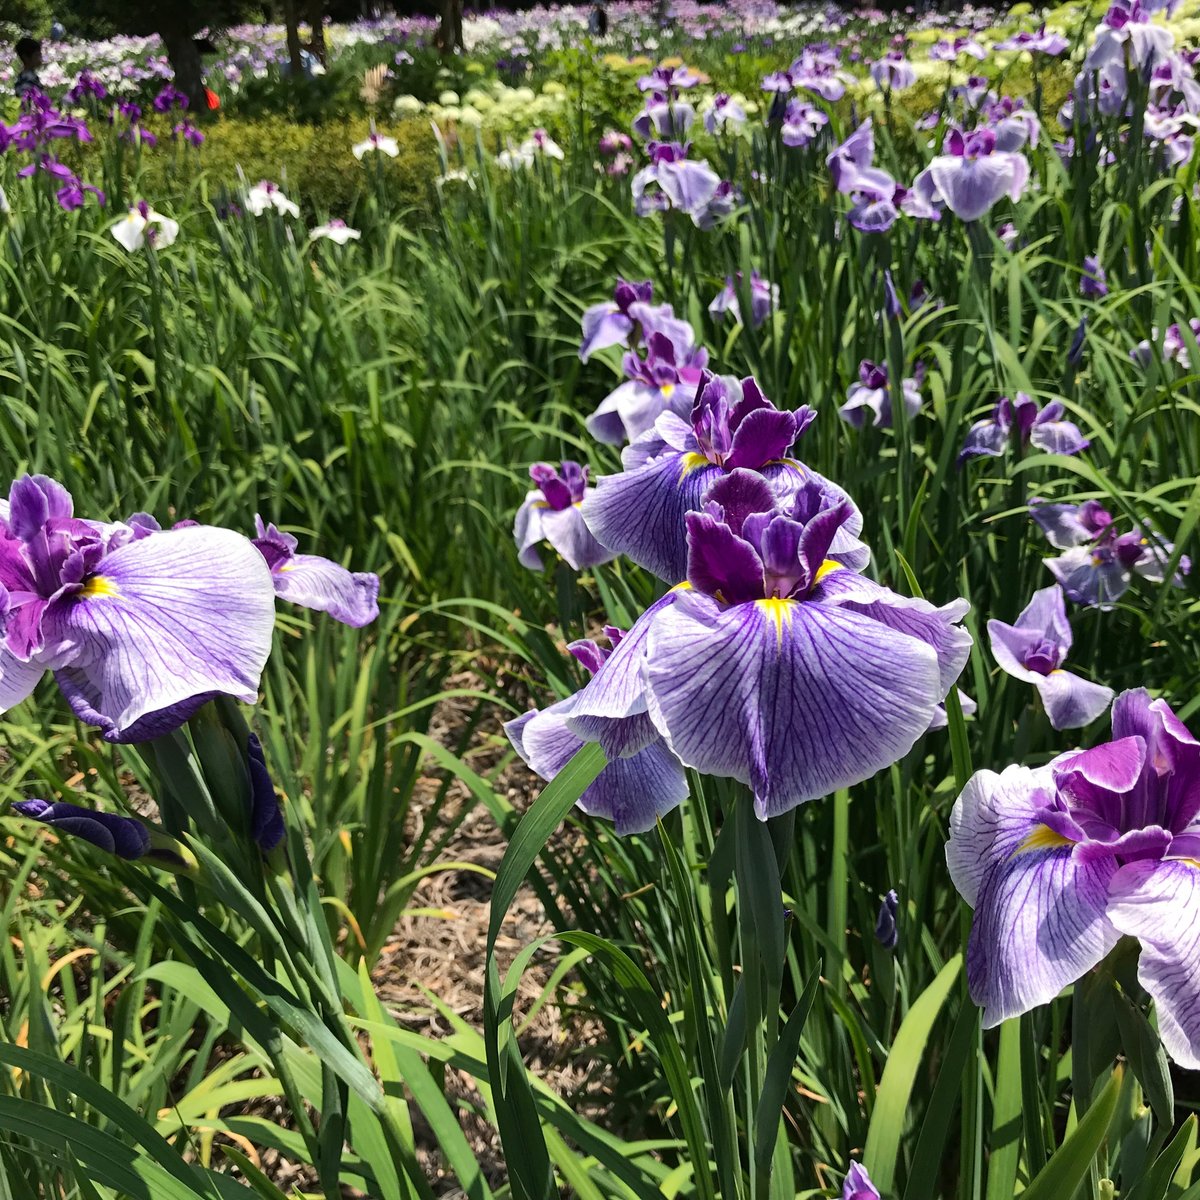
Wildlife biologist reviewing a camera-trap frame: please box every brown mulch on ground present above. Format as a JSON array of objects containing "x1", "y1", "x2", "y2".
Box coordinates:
[{"x1": 367, "y1": 671, "x2": 615, "y2": 1197}]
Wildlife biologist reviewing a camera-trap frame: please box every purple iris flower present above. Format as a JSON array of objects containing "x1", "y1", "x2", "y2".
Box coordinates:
[
  {"x1": 1132, "y1": 318, "x2": 1200, "y2": 369},
  {"x1": 1086, "y1": 0, "x2": 1175, "y2": 73},
  {"x1": 996, "y1": 25, "x2": 1069, "y2": 55},
  {"x1": 152, "y1": 84, "x2": 189, "y2": 112},
  {"x1": 708, "y1": 271, "x2": 779, "y2": 328},
  {"x1": 843, "y1": 1161, "x2": 882, "y2": 1200},
  {"x1": 983, "y1": 97, "x2": 1041, "y2": 151},
  {"x1": 1081, "y1": 255, "x2": 1109, "y2": 297},
  {"x1": 0, "y1": 475, "x2": 276, "y2": 743},
  {"x1": 930, "y1": 36, "x2": 988, "y2": 62},
  {"x1": 875, "y1": 890, "x2": 900, "y2": 949},
  {"x1": 870, "y1": 51, "x2": 917, "y2": 91},
  {"x1": 584, "y1": 373, "x2": 868, "y2": 583},
  {"x1": 56, "y1": 177, "x2": 106, "y2": 211},
  {"x1": 827, "y1": 119, "x2": 876, "y2": 193},
  {"x1": 570, "y1": 475, "x2": 971, "y2": 819},
  {"x1": 840, "y1": 360, "x2": 923, "y2": 429},
  {"x1": 66, "y1": 71, "x2": 107, "y2": 104},
  {"x1": 579, "y1": 278, "x2": 655, "y2": 362},
  {"x1": 586, "y1": 328, "x2": 708, "y2": 445},
  {"x1": 1031, "y1": 499, "x2": 1189, "y2": 608},
  {"x1": 780, "y1": 99, "x2": 828, "y2": 147},
  {"x1": 633, "y1": 96, "x2": 697, "y2": 141},
  {"x1": 174, "y1": 121, "x2": 205, "y2": 147},
  {"x1": 692, "y1": 179, "x2": 742, "y2": 230},
  {"x1": 704, "y1": 93, "x2": 747, "y2": 135},
  {"x1": 947, "y1": 690, "x2": 1200, "y2": 1068},
  {"x1": 631, "y1": 141, "x2": 722, "y2": 222},
  {"x1": 987, "y1": 585, "x2": 1113, "y2": 729},
  {"x1": 599, "y1": 130, "x2": 633, "y2": 156},
  {"x1": 789, "y1": 50, "x2": 848, "y2": 101},
  {"x1": 637, "y1": 65, "x2": 702, "y2": 94},
  {"x1": 914, "y1": 128, "x2": 1029, "y2": 222},
  {"x1": 252, "y1": 517, "x2": 380, "y2": 627},
  {"x1": 958, "y1": 393, "x2": 1089, "y2": 464},
  {"x1": 505, "y1": 627, "x2": 688, "y2": 835},
  {"x1": 513, "y1": 461, "x2": 617, "y2": 571}
]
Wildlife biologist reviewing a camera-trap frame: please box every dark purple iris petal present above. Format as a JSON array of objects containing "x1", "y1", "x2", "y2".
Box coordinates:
[
  {"x1": 702, "y1": 470, "x2": 777, "y2": 538},
  {"x1": 685, "y1": 511, "x2": 765, "y2": 604},
  {"x1": 12, "y1": 798, "x2": 151, "y2": 859},
  {"x1": 246, "y1": 733, "x2": 285, "y2": 852}
]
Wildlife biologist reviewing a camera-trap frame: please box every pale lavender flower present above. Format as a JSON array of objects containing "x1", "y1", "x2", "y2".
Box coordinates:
[
  {"x1": 512, "y1": 462, "x2": 617, "y2": 572},
  {"x1": 708, "y1": 271, "x2": 779, "y2": 328},
  {"x1": 959, "y1": 393, "x2": 1088, "y2": 463},
  {"x1": 916, "y1": 128, "x2": 1029, "y2": 222},
  {"x1": 840, "y1": 360, "x2": 923, "y2": 428}
]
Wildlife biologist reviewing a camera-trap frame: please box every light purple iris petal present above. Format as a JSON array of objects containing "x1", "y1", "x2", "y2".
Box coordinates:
[
  {"x1": 814, "y1": 569, "x2": 972, "y2": 697},
  {"x1": 269, "y1": 554, "x2": 379, "y2": 626},
  {"x1": 947, "y1": 763, "x2": 1120, "y2": 1024},
  {"x1": 1033, "y1": 670, "x2": 1115, "y2": 730},
  {"x1": 642, "y1": 589, "x2": 943, "y2": 819},
  {"x1": 579, "y1": 305, "x2": 633, "y2": 362},
  {"x1": 1046, "y1": 546, "x2": 1131, "y2": 608},
  {"x1": 582, "y1": 454, "x2": 720, "y2": 583},
  {"x1": 929, "y1": 153, "x2": 1028, "y2": 221},
  {"x1": 657, "y1": 159, "x2": 721, "y2": 214},
  {"x1": 506, "y1": 699, "x2": 687, "y2": 835},
  {"x1": 587, "y1": 380, "x2": 693, "y2": 445},
  {"x1": 514, "y1": 492, "x2": 549, "y2": 569},
  {"x1": 47, "y1": 526, "x2": 276, "y2": 743},
  {"x1": 1031, "y1": 502, "x2": 1099, "y2": 549},
  {"x1": 1030, "y1": 419, "x2": 1090, "y2": 456},
  {"x1": 1107, "y1": 859, "x2": 1200, "y2": 1069},
  {"x1": 0, "y1": 651, "x2": 45, "y2": 710},
  {"x1": 958, "y1": 418, "x2": 1009, "y2": 460},
  {"x1": 537, "y1": 503, "x2": 618, "y2": 571},
  {"x1": 843, "y1": 1161, "x2": 882, "y2": 1200},
  {"x1": 927, "y1": 688, "x2": 978, "y2": 731}
]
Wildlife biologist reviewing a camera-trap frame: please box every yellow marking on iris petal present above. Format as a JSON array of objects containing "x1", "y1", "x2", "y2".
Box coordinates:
[
  {"x1": 670, "y1": 580, "x2": 693, "y2": 592},
  {"x1": 679, "y1": 452, "x2": 711, "y2": 478},
  {"x1": 660, "y1": 383, "x2": 676, "y2": 399},
  {"x1": 757, "y1": 597, "x2": 796, "y2": 645},
  {"x1": 814, "y1": 559, "x2": 843, "y2": 584},
  {"x1": 1014, "y1": 825, "x2": 1074, "y2": 855},
  {"x1": 80, "y1": 576, "x2": 118, "y2": 599}
]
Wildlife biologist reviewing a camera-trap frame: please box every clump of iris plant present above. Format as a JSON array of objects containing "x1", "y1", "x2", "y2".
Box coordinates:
[{"x1": 947, "y1": 690, "x2": 1200, "y2": 1068}]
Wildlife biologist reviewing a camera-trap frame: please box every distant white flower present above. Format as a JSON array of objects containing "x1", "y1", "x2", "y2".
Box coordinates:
[
  {"x1": 0, "y1": 185, "x2": 9, "y2": 216},
  {"x1": 352, "y1": 128, "x2": 400, "y2": 159},
  {"x1": 436, "y1": 169, "x2": 476, "y2": 189},
  {"x1": 309, "y1": 218, "x2": 361, "y2": 245},
  {"x1": 245, "y1": 181, "x2": 300, "y2": 218},
  {"x1": 497, "y1": 146, "x2": 535, "y2": 170},
  {"x1": 111, "y1": 202, "x2": 180, "y2": 251},
  {"x1": 519, "y1": 128, "x2": 564, "y2": 159}
]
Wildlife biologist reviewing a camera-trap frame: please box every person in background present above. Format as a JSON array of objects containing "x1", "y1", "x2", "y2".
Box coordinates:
[
  {"x1": 588, "y1": 3, "x2": 608, "y2": 36},
  {"x1": 14, "y1": 36, "x2": 42, "y2": 99}
]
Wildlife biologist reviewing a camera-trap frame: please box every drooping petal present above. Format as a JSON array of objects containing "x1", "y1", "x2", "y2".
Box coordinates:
[
  {"x1": 1030, "y1": 419, "x2": 1090, "y2": 456},
  {"x1": 1033, "y1": 670, "x2": 1114, "y2": 730},
  {"x1": 642, "y1": 589, "x2": 943, "y2": 818},
  {"x1": 538, "y1": 503, "x2": 618, "y2": 571},
  {"x1": 1046, "y1": 547, "x2": 1131, "y2": 608},
  {"x1": 580, "y1": 306, "x2": 633, "y2": 362},
  {"x1": 0, "y1": 649, "x2": 45, "y2": 712},
  {"x1": 1030, "y1": 503, "x2": 1100, "y2": 549},
  {"x1": 506, "y1": 698, "x2": 687, "y2": 835},
  {"x1": 930, "y1": 154, "x2": 1018, "y2": 221},
  {"x1": 957, "y1": 418, "x2": 1008, "y2": 462},
  {"x1": 514, "y1": 492, "x2": 548, "y2": 569},
  {"x1": 270, "y1": 554, "x2": 380, "y2": 627},
  {"x1": 965, "y1": 841, "x2": 1119, "y2": 1025},
  {"x1": 1107, "y1": 858, "x2": 1200, "y2": 1069},
  {"x1": 47, "y1": 526, "x2": 276, "y2": 743},
  {"x1": 582, "y1": 454, "x2": 720, "y2": 584}
]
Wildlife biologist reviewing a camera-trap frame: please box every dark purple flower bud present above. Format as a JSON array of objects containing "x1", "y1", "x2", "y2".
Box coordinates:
[
  {"x1": 11, "y1": 799, "x2": 193, "y2": 869},
  {"x1": 246, "y1": 733, "x2": 285, "y2": 852},
  {"x1": 875, "y1": 889, "x2": 899, "y2": 949},
  {"x1": 1068, "y1": 317, "x2": 1088, "y2": 365},
  {"x1": 1081, "y1": 255, "x2": 1108, "y2": 298}
]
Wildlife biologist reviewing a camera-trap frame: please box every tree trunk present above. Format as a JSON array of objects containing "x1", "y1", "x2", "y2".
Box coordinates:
[
  {"x1": 281, "y1": 0, "x2": 305, "y2": 78},
  {"x1": 305, "y1": 0, "x2": 327, "y2": 63},
  {"x1": 159, "y1": 22, "x2": 205, "y2": 111}
]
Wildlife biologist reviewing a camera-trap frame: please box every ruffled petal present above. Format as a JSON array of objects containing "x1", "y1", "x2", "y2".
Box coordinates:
[
  {"x1": 815, "y1": 570, "x2": 971, "y2": 697},
  {"x1": 582, "y1": 454, "x2": 720, "y2": 584},
  {"x1": 506, "y1": 699, "x2": 687, "y2": 835},
  {"x1": 642, "y1": 589, "x2": 943, "y2": 818},
  {"x1": 965, "y1": 840, "x2": 1118, "y2": 1026},
  {"x1": 947, "y1": 764, "x2": 1058, "y2": 906},
  {"x1": 1033, "y1": 670, "x2": 1114, "y2": 730},
  {"x1": 47, "y1": 526, "x2": 276, "y2": 743},
  {"x1": 1107, "y1": 859, "x2": 1200, "y2": 1069},
  {"x1": 271, "y1": 554, "x2": 379, "y2": 627}
]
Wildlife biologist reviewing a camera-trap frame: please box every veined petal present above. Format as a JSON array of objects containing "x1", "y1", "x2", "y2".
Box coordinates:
[
  {"x1": 946, "y1": 763, "x2": 1057, "y2": 906},
  {"x1": 514, "y1": 491, "x2": 547, "y2": 569},
  {"x1": 0, "y1": 648, "x2": 45, "y2": 712},
  {"x1": 271, "y1": 554, "x2": 379, "y2": 627},
  {"x1": 539, "y1": 504, "x2": 618, "y2": 572},
  {"x1": 966, "y1": 841, "x2": 1119, "y2": 1026},
  {"x1": 582, "y1": 453, "x2": 719, "y2": 583},
  {"x1": 643, "y1": 589, "x2": 942, "y2": 819},
  {"x1": 1033, "y1": 670, "x2": 1114, "y2": 730},
  {"x1": 1108, "y1": 859, "x2": 1200, "y2": 1069},
  {"x1": 930, "y1": 154, "x2": 1017, "y2": 222},
  {"x1": 988, "y1": 619, "x2": 1049, "y2": 684},
  {"x1": 579, "y1": 306, "x2": 632, "y2": 362},
  {"x1": 506, "y1": 698, "x2": 687, "y2": 835},
  {"x1": 815, "y1": 570, "x2": 971, "y2": 697},
  {"x1": 48, "y1": 526, "x2": 276, "y2": 743}
]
